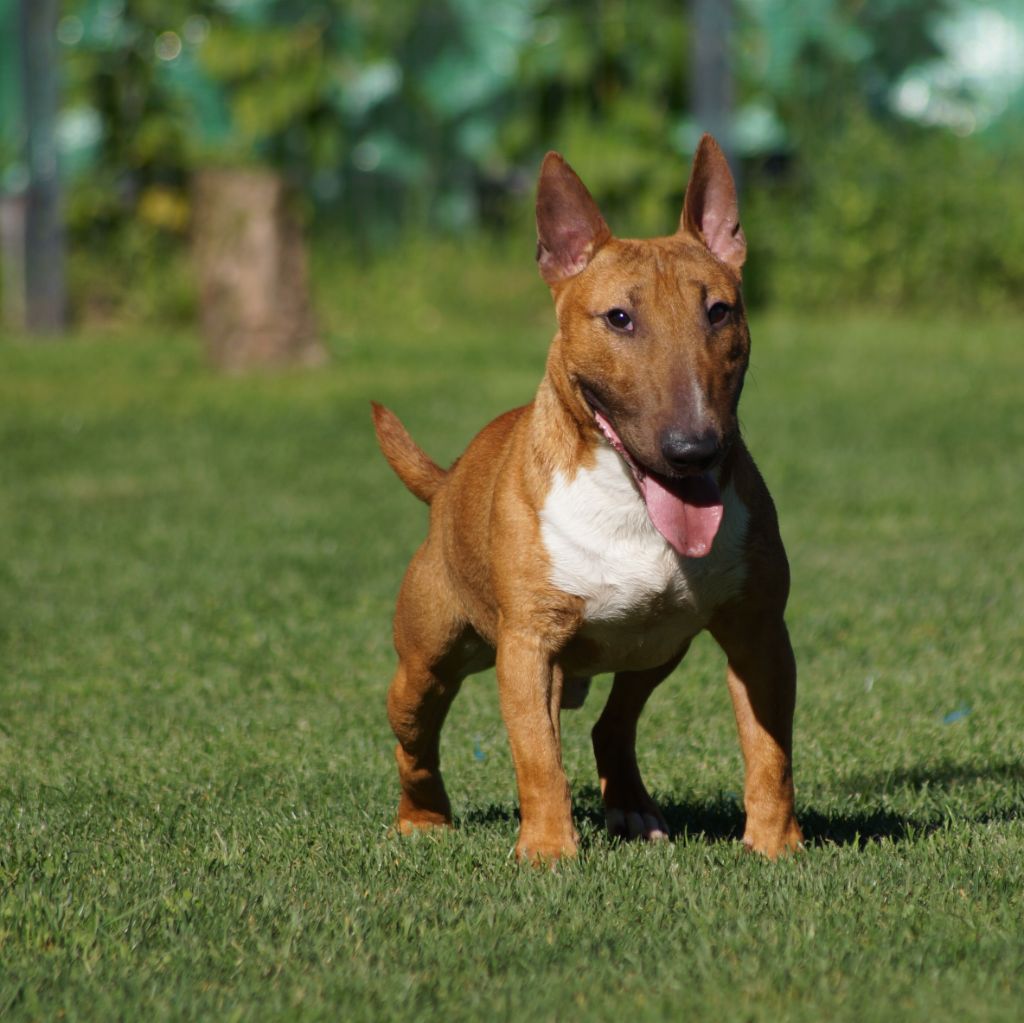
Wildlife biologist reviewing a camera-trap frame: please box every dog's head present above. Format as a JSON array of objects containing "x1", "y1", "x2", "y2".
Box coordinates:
[
  {"x1": 537, "y1": 134, "x2": 749, "y2": 477},
  {"x1": 535, "y1": 135, "x2": 750, "y2": 556}
]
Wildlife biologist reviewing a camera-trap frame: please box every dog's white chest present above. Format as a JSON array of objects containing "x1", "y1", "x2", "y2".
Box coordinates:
[{"x1": 539, "y1": 446, "x2": 749, "y2": 672}]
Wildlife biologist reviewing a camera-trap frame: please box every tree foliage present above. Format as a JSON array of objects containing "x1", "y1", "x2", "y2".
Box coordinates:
[{"x1": 45, "y1": 0, "x2": 1024, "y2": 313}]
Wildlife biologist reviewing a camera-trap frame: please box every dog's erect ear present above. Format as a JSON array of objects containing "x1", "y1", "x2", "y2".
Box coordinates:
[
  {"x1": 536, "y1": 153, "x2": 612, "y2": 285},
  {"x1": 679, "y1": 134, "x2": 746, "y2": 271}
]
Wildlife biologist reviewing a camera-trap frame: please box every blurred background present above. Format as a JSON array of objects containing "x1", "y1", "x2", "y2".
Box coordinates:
[{"x1": 1, "y1": 0, "x2": 1023, "y2": 365}]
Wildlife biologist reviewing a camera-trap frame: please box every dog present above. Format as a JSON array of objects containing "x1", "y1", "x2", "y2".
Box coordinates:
[{"x1": 372, "y1": 135, "x2": 802, "y2": 862}]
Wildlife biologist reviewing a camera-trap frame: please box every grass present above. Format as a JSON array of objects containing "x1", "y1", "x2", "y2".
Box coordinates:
[{"x1": 1, "y1": 240, "x2": 1022, "y2": 1021}]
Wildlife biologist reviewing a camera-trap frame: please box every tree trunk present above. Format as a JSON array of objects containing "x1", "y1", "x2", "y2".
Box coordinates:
[
  {"x1": 691, "y1": 0, "x2": 739, "y2": 191},
  {"x1": 192, "y1": 167, "x2": 325, "y2": 371},
  {"x1": 4, "y1": 0, "x2": 67, "y2": 334}
]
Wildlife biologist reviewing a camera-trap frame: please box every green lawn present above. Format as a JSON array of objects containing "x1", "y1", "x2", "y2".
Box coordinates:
[{"x1": 2, "y1": 244, "x2": 1022, "y2": 1021}]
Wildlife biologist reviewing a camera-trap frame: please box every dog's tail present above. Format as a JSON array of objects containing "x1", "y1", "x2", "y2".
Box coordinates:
[{"x1": 371, "y1": 402, "x2": 446, "y2": 504}]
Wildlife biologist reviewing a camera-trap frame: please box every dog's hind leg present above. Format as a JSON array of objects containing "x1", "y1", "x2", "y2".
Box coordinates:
[
  {"x1": 386, "y1": 548, "x2": 492, "y2": 834},
  {"x1": 387, "y1": 657, "x2": 463, "y2": 832},
  {"x1": 591, "y1": 648, "x2": 687, "y2": 842}
]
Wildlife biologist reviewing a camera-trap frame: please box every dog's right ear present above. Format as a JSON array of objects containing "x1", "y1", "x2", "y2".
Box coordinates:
[{"x1": 536, "y1": 153, "x2": 612, "y2": 286}]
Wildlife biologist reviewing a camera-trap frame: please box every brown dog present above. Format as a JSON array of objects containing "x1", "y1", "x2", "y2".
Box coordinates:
[{"x1": 372, "y1": 135, "x2": 802, "y2": 861}]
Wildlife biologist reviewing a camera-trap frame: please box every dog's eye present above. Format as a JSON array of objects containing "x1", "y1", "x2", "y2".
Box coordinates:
[
  {"x1": 707, "y1": 302, "x2": 731, "y2": 327},
  {"x1": 604, "y1": 308, "x2": 633, "y2": 332}
]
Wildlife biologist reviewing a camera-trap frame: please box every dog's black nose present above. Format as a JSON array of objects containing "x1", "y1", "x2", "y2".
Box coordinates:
[{"x1": 660, "y1": 429, "x2": 720, "y2": 473}]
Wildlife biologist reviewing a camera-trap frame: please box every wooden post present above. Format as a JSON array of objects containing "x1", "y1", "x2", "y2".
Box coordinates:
[
  {"x1": 691, "y1": 0, "x2": 740, "y2": 192},
  {"x1": 0, "y1": 192, "x2": 27, "y2": 329},
  {"x1": 17, "y1": 0, "x2": 67, "y2": 333},
  {"x1": 192, "y1": 167, "x2": 326, "y2": 372}
]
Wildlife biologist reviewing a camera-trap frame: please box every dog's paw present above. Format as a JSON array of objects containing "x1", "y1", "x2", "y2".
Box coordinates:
[
  {"x1": 741, "y1": 817, "x2": 804, "y2": 859},
  {"x1": 601, "y1": 776, "x2": 670, "y2": 843},
  {"x1": 395, "y1": 814, "x2": 452, "y2": 835},
  {"x1": 514, "y1": 826, "x2": 580, "y2": 865},
  {"x1": 605, "y1": 807, "x2": 669, "y2": 843},
  {"x1": 395, "y1": 793, "x2": 453, "y2": 834}
]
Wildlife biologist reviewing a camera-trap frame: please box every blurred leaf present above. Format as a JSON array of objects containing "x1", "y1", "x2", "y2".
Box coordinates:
[
  {"x1": 137, "y1": 185, "x2": 190, "y2": 233},
  {"x1": 231, "y1": 57, "x2": 325, "y2": 143},
  {"x1": 199, "y1": 22, "x2": 323, "y2": 81},
  {"x1": 334, "y1": 60, "x2": 402, "y2": 118}
]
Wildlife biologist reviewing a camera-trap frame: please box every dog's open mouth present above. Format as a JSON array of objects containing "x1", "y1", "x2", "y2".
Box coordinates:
[{"x1": 587, "y1": 401, "x2": 724, "y2": 559}]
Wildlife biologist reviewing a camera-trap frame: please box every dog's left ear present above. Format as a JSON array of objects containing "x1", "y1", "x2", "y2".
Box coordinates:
[
  {"x1": 679, "y1": 134, "x2": 746, "y2": 271},
  {"x1": 536, "y1": 153, "x2": 612, "y2": 286}
]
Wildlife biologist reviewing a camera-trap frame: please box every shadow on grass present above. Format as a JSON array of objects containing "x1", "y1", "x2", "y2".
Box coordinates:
[
  {"x1": 839, "y1": 757, "x2": 1024, "y2": 796},
  {"x1": 458, "y1": 804, "x2": 518, "y2": 827},
  {"x1": 457, "y1": 758, "x2": 1021, "y2": 851}
]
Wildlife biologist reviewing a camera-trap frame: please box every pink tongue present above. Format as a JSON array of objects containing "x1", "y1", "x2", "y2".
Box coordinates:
[
  {"x1": 639, "y1": 472, "x2": 724, "y2": 558},
  {"x1": 593, "y1": 409, "x2": 724, "y2": 558}
]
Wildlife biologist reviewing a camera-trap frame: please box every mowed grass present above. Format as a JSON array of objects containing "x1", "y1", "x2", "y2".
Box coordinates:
[{"x1": 1, "y1": 242, "x2": 1022, "y2": 1021}]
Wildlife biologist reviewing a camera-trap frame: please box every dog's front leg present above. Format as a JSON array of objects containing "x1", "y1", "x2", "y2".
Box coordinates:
[
  {"x1": 710, "y1": 607, "x2": 804, "y2": 858},
  {"x1": 497, "y1": 631, "x2": 578, "y2": 862}
]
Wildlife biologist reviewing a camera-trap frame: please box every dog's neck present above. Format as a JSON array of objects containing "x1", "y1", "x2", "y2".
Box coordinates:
[{"x1": 529, "y1": 339, "x2": 598, "y2": 480}]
